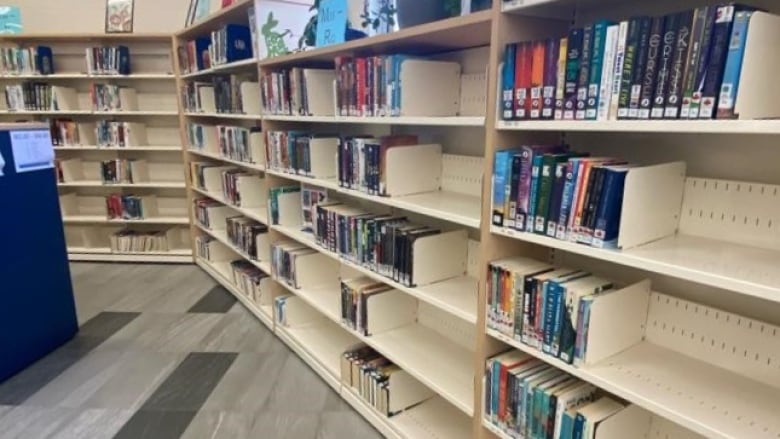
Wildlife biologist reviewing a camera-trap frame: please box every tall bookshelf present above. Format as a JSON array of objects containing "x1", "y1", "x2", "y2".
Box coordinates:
[
  {"x1": 0, "y1": 33, "x2": 189, "y2": 263},
  {"x1": 175, "y1": 1, "x2": 780, "y2": 438}
]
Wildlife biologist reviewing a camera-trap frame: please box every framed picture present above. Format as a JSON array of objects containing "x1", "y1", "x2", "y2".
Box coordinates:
[{"x1": 105, "y1": 0, "x2": 134, "y2": 33}]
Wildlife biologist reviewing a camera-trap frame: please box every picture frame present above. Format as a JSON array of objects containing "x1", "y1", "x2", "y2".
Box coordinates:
[{"x1": 105, "y1": 0, "x2": 134, "y2": 33}]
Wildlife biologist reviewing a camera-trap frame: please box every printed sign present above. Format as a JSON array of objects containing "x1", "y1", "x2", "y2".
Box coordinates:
[
  {"x1": 0, "y1": 6, "x2": 21, "y2": 34},
  {"x1": 10, "y1": 130, "x2": 54, "y2": 173},
  {"x1": 315, "y1": 0, "x2": 347, "y2": 48}
]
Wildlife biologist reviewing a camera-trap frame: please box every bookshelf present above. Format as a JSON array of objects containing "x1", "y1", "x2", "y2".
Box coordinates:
[
  {"x1": 0, "y1": 34, "x2": 189, "y2": 262},
  {"x1": 173, "y1": 1, "x2": 780, "y2": 438}
]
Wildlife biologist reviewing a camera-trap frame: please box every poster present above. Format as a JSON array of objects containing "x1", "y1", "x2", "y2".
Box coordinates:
[
  {"x1": 0, "y1": 6, "x2": 22, "y2": 34},
  {"x1": 105, "y1": 0, "x2": 134, "y2": 33}
]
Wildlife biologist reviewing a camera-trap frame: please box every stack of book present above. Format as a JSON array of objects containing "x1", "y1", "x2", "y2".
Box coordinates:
[
  {"x1": 270, "y1": 241, "x2": 317, "y2": 288},
  {"x1": 193, "y1": 197, "x2": 229, "y2": 228},
  {"x1": 0, "y1": 45, "x2": 53, "y2": 75},
  {"x1": 486, "y1": 256, "x2": 622, "y2": 366},
  {"x1": 231, "y1": 260, "x2": 269, "y2": 301},
  {"x1": 101, "y1": 158, "x2": 149, "y2": 184},
  {"x1": 105, "y1": 193, "x2": 157, "y2": 220},
  {"x1": 264, "y1": 131, "x2": 339, "y2": 177},
  {"x1": 5, "y1": 83, "x2": 51, "y2": 110},
  {"x1": 209, "y1": 24, "x2": 253, "y2": 66},
  {"x1": 182, "y1": 81, "x2": 214, "y2": 112},
  {"x1": 96, "y1": 121, "x2": 148, "y2": 147},
  {"x1": 259, "y1": 67, "x2": 336, "y2": 116},
  {"x1": 85, "y1": 46, "x2": 131, "y2": 75},
  {"x1": 91, "y1": 84, "x2": 139, "y2": 111},
  {"x1": 338, "y1": 135, "x2": 419, "y2": 195},
  {"x1": 492, "y1": 145, "x2": 656, "y2": 249},
  {"x1": 342, "y1": 345, "x2": 435, "y2": 417},
  {"x1": 109, "y1": 229, "x2": 175, "y2": 253},
  {"x1": 49, "y1": 119, "x2": 80, "y2": 146},
  {"x1": 485, "y1": 350, "x2": 628, "y2": 439},
  {"x1": 196, "y1": 235, "x2": 218, "y2": 260},
  {"x1": 178, "y1": 37, "x2": 211, "y2": 74},
  {"x1": 501, "y1": 5, "x2": 769, "y2": 121},
  {"x1": 212, "y1": 74, "x2": 253, "y2": 113},
  {"x1": 226, "y1": 215, "x2": 267, "y2": 259},
  {"x1": 301, "y1": 185, "x2": 327, "y2": 233}
]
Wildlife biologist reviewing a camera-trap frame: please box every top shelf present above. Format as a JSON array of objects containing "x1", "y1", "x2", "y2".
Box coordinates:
[
  {"x1": 258, "y1": 10, "x2": 493, "y2": 68},
  {"x1": 177, "y1": 0, "x2": 252, "y2": 39},
  {"x1": 496, "y1": 119, "x2": 780, "y2": 135},
  {"x1": 0, "y1": 33, "x2": 172, "y2": 42}
]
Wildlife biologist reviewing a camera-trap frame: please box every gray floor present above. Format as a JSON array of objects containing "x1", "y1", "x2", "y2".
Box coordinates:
[{"x1": 0, "y1": 263, "x2": 382, "y2": 439}]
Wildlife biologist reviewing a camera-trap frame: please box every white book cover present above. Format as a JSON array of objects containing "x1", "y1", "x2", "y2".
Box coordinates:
[
  {"x1": 595, "y1": 25, "x2": 619, "y2": 121},
  {"x1": 609, "y1": 21, "x2": 629, "y2": 120},
  {"x1": 253, "y1": 0, "x2": 313, "y2": 59}
]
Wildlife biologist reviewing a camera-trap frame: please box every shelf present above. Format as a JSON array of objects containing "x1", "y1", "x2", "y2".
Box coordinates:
[
  {"x1": 0, "y1": 73, "x2": 175, "y2": 80},
  {"x1": 482, "y1": 419, "x2": 513, "y2": 439},
  {"x1": 264, "y1": 169, "x2": 340, "y2": 191},
  {"x1": 262, "y1": 114, "x2": 486, "y2": 127},
  {"x1": 181, "y1": 58, "x2": 258, "y2": 79},
  {"x1": 191, "y1": 187, "x2": 269, "y2": 225},
  {"x1": 54, "y1": 145, "x2": 182, "y2": 151},
  {"x1": 195, "y1": 223, "x2": 271, "y2": 274},
  {"x1": 496, "y1": 119, "x2": 780, "y2": 135},
  {"x1": 196, "y1": 258, "x2": 274, "y2": 329},
  {"x1": 58, "y1": 181, "x2": 186, "y2": 189},
  {"x1": 276, "y1": 281, "x2": 341, "y2": 324},
  {"x1": 0, "y1": 110, "x2": 179, "y2": 116},
  {"x1": 68, "y1": 247, "x2": 192, "y2": 263},
  {"x1": 188, "y1": 149, "x2": 266, "y2": 172},
  {"x1": 271, "y1": 224, "x2": 477, "y2": 323},
  {"x1": 63, "y1": 215, "x2": 189, "y2": 225},
  {"x1": 177, "y1": 0, "x2": 253, "y2": 39},
  {"x1": 486, "y1": 329, "x2": 780, "y2": 439},
  {"x1": 0, "y1": 33, "x2": 172, "y2": 42},
  {"x1": 275, "y1": 320, "x2": 358, "y2": 392},
  {"x1": 491, "y1": 226, "x2": 780, "y2": 305},
  {"x1": 184, "y1": 112, "x2": 262, "y2": 120},
  {"x1": 257, "y1": 10, "x2": 493, "y2": 67}
]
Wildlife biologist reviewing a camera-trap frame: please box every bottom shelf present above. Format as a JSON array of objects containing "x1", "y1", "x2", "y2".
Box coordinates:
[
  {"x1": 68, "y1": 247, "x2": 193, "y2": 263},
  {"x1": 195, "y1": 258, "x2": 273, "y2": 329}
]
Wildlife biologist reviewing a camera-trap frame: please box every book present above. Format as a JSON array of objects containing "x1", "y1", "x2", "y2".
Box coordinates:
[
  {"x1": 530, "y1": 41, "x2": 546, "y2": 119},
  {"x1": 596, "y1": 24, "x2": 620, "y2": 121},
  {"x1": 637, "y1": 16, "x2": 665, "y2": 119},
  {"x1": 665, "y1": 10, "x2": 695, "y2": 118},
  {"x1": 716, "y1": 10, "x2": 754, "y2": 119},
  {"x1": 515, "y1": 42, "x2": 533, "y2": 119},
  {"x1": 554, "y1": 37, "x2": 569, "y2": 120},
  {"x1": 585, "y1": 20, "x2": 612, "y2": 120},
  {"x1": 592, "y1": 165, "x2": 631, "y2": 249},
  {"x1": 502, "y1": 44, "x2": 517, "y2": 120},
  {"x1": 563, "y1": 28, "x2": 584, "y2": 120},
  {"x1": 575, "y1": 26, "x2": 593, "y2": 120},
  {"x1": 542, "y1": 38, "x2": 559, "y2": 120},
  {"x1": 680, "y1": 6, "x2": 711, "y2": 118},
  {"x1": 689, "y1": 7, "x2": 718, "y2": 118},
  {"x1": 650, "y1": 13, "x2": 679, "y2": 119},
  {"x1": 628, "y1": 17, "x2": 653, "y2": 118},
  {"x1": 617, "y1": 18, "x2": 642, "y2": 118},
  {"x1": 607, "y1": 21, "x2": 629, "y2": 120}
]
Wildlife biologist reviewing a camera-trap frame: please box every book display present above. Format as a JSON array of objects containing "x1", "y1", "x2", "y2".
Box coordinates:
[
  {"x1": 174, "y1": 1, "x2": 780, "y2": 438},
  {"x1": 0, "y1": 34, "x2": 187, "y2": 263}
]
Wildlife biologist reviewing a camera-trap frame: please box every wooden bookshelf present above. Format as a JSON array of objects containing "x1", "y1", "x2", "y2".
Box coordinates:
[{"x1": 172, "y1": 1, "x2": 780, "y2": 438}]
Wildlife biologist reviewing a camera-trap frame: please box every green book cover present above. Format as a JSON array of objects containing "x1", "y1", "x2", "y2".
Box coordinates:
[{"x1": 534, "y1": 153, "x2": 574, "y2": 234}]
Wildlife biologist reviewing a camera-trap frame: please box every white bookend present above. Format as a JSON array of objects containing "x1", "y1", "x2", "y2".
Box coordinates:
[
  {"x1": 119, "y1": 88, "x2": 139, "y2": 111},
  {"x1": 205, "y1": 241, "x2": 235, "y2": 262},
  {"x1": 411, "y1": 229, "x2": 468, "y2": 286},
  {"x1": 206, "y1": 205, "x2": 234, "y2": 230},
  {"x1": 399, "y1": 60, "x2": 461, "y2": 117},
  {"x1": 256, "y1": 233, "x2": 271, "y2": 262},
  {"x1": 236, "y1": 175, "x2": 266, "y2": 208},
  {"x1": 140, "y1": 195, "x2": 159, "y2": 217},
  {"x1": 276, "y1": 190, "x2": 303, "y2": 227},
  {"x1": 58, "y1": 193, "x2": 78, "y2": 215},
  {"x1": 253, "y1": 277, "x2": 279, "y2": 307},
  {"x1": 78, "y1": 123, "x2": 97, "y2": 145},
  {"x1": 51, "y1": 86, "x2": 79, "y2": 111},
  {"x1": 129, "y1": 160, "x2": 150, "y2": 183},
  {"x1": 249, "y1": 131, "x2": 265, "y2": 166},
  {"x1": 594, "y1": 405, "x2": 652, "y2": 439},
  {"x1": 281, "y1": 295, "x2": 324, "y2": 326},
  {"x1": 617, "y1": 161, "x2": 686, "y2": 250},
  {"x1": 240, "y1": 81, "x2": 261, "y2": 115},
  {"x1": 199, "y1": 125, "x2": 219, "y2": 154},
  {"x1": 198, "y1": 85, "x2": 216, "y2": 113},
  {"x1": 292, "y1": 252, "x2": 339, "y2": 290},
  {"x1": 308, "y1": 137, "x2": 339, "y2": 179},
  {"x1": 303, "y1": 69, "x2": 336, "y2": 116},
  {"x1": 387, "y1": 369, "x2": 436, "y2": 414},
  {"x1": 202, "y1": 166, "x2": 233, "y2": 193},
  {"x1": 384, "y1": 144, "x2": 443, "y2": 197},
  {"x1": 365, "y1": 289, "x2": 417, "y2": 336},
  {"x1": 734, "y1": 11, "x2": 780, "y2": 120},
  {"x1": 125, "y1": 123, "x2": 148, "y2": 146},
  {"x1": 582, "y1": 280, "x2": 651, "y2": 366},
  {"x1": 60, "y1": 158, "x2": 84, "y2": 182}
]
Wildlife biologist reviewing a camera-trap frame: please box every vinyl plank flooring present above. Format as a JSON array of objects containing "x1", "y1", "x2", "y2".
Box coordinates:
[
  {"x1": 187, "y1": 286, "x2": 237, "y2": 313},
  {"x1": 179, "y1": 411, "x2": 253, "y2": 439},
  {"x1": 112, "y1": 410, "x2": 198, "y2": 439},
  {"x1": 0, "y1": 406, "x2": 75, "y2": 439},
  {"x1": 201, "y1": 352, "x2": 288, "y2": 413},
  {"x1": 46, "y1": 408, "x2": 134, "y2": 439},
  {"x1": 248, "y1": 412, "x2": 320, "y2": 439},
  {"x1": 264, "y1": 354, "x2": 337, "y2": 413},
  {"x1": 197, "y1": 310, "x2": 286, "y2": 354},
  {"x1": 103, "y1": 313, "x2": 225, "y2": 353},
  {"x1": 317, "y1": 411, "x2": 382, "y2": 439}
]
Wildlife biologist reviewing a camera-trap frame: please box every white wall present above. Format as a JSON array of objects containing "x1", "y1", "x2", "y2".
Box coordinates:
[{"x1": 12, "y1": 0, "x2": 190, "y2": 34}]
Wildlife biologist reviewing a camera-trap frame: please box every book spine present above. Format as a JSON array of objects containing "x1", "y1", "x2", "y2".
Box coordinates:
[
  {"x1": 638, "y1": 17, "x2": 665, "y2": 119},
  {"x1": 596, "y1": 24, "x2": 619, "y2": 121},
  {"x1": 651, "y1": 13, "x2": 679, "y2": 119},
  {"x1": 502, "y1": 44, "x2": 517, "y2": 120},
  {"x1": 492, "y1": 151, "x2": 511, "y2": 226},
  {"x1": 542, "y1": 282, "x2": 559, "y2": 353},
  {"x1": 575, "y1": 26, "x2": 593, "y2": 120},
  {"x1": 506, "y1": 154, "x2": 523, "y2": 229},
  {"x1": 608, "y1": 21, "x2": 629, "y2": 120},
  {"x1": 515, "y1": 147, "x2": 534, "y2": 231},
  {"x1": 689, "y1": 8, "x2": 717, "y2": 119},
  {"x1": 534, "y1": 156, "x2": 556, "y2": 233},
  {"x1": 563, "y1": 29, "x2": 584, "y2": 120},
  {"x1": 665, "y1": 11, "x2": 695, "y2": 119},
  {"x1": 542, "y1": 38, "x2": 559, "y2": 120},
  {"x1": 699, "y1": 6, "x2": 738, "y2": 119},
  {"x1": 680, "y1": 7, "x2": 709, "y2": 119},
  {"x1": 716, "y1": 10, "x2": 753, "y2": 119},
  {"x1": 556, "y1": 161, "x2": 577, "y2": 240},
  {"x1": 586, "y1": 21, "x2": 610, "y2": 120},
  {"x1": 515, "y1": 42, "x2": 533, "y2": 120},
  {"x1": 530, "y1": 41, "x2": 546, "y2": 119},
  {"x1": 554, "y1": 37, "x2": 568, "y2": 120},
  {"x1": 546, "y1": 161, "x2": 568, "y2": 237},
  {"x1": 627, "y1": 17, "x2": 651, "y2": 118},
  {"x1": 526, "y1": 155, "x2": 544, "y2": 232}
]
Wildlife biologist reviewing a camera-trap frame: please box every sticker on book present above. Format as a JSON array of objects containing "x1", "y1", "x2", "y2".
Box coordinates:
[{"x1": 10, "y1": 129, "x2": 55, "y2": 173}]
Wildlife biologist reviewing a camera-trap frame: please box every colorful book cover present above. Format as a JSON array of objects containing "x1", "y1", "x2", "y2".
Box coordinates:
[
  {"x1": 529, "y1": 41, "x2": 546, "y2": 119},
  {"x1": 502, "y1": 44, "x2": 517, "y2": 120},
  {"x1": 492, "y1": 149, "x2": 521, "y2": 226},
  {"x1": 689, "y1": 7, "x2": 718, "y2": 118},
  {"x1": 716, "y1": 10, "x2": 753, "y2": 119},
  {"x1": 680, "y1": 7, "x2": 710, "y2": 118},
  {"x1": 515, "y1": 42, "x2": 533, "y2": 119},
  {"x1": 592, "y1": 166, "x2": 630, "y2": 249},
  {"x1": 253, "y1": 0, "x2": 313, "y2": 59},
  {"x1": 617, "y1": 18, "x2": 642, "y2": 118},
  {"x1": 554, "y1": 37, "x2": 569, "y2": 120},
  {"x1": 542, "y1": 38, "x2": 560, "y2": 120},
  {"x1": 563, "y1": 28, "x2": 584, "y2": 120},
  {"x1": 638, "y1": 16, "x2": 665, "y2": 119},
  {"x1": 585, "y1": 20, "x2": 612, "y2": 120}
]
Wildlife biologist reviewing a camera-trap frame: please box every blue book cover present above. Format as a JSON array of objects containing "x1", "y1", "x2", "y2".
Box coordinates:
[
  {"x1": 526, "y1": 154, "x2": 545, "y2": 231},
  {"x1": 574, "y1": 298, "x2": 594, "y2": 364},
  {"x1": 573, "y1": 413, "x2": 586, "y2": 439},
  {"x1": 556, "y1": 158, "x2": 581, "y2": 240},
  {"x1": 560, "y1": 410, "x2": 576, "y2": 439},
  {"x1": 592, "y1": 167, "x2": 629, "y2": 249},
  {"x1": 116, "y1": 46, "x2": 131, "y2": 75},
  {"x1": 35, "y1": 46, "x2": 53, "y2": 75},
  {"x1": 492, "y1": 150, "x2": 518, "y2": 226},
  {"x1": 503, "y1": 44, "x2": 517, "y2": 120},
  {"x1": 542, "y1": 281, "x2": 558, "y2": 354},
  {"x1": 716, "y1": 10, "x2": 753, "y2": 119},
  {"x1": 491, "y1": 360, "x2": 501, "y2": 421},
  {"x1": 550, "y1": 281, "x2": 567, "y2": 357},
  {"x1": 224, "y1": 24, "x2": 253, "y2": 63},
  {"x1": 195, "y1": 37, "x2": 211, "y2": 70}
]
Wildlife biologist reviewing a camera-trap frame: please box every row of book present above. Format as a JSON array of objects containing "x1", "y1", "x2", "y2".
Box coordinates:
[
  {"x1": 341, "y1": 277, "x2": 410, "y2": 337},
  {"x1": 187, "y1": 123, "x2": 264, "y2": 164},
  {"x1": 190, "y1": 162, "x2": 265, "y2": 207},
  {"x1": 259, "y1": 68, "x2": 334, "y2": 116},
  {"x1": 5, "y1": 83, "x2": 55, "y2": 111},
  {"x1": 501, "y1": 5, "x2": 766, "y2": 121},
  {"x1": 231, "y1": 259, "x2": 269, "y2": 303},
  {"x1": 270, "y1": 241, "x2": 316, "y2": 290},
  {"x1": 227, "y1": 215, "x2": 268, "y2": 260},
  {"x1": 0, "y1": 45, "x2": 53, "y2": 75},
  {"x1": 49, "y1": 119, "x2": 150, "y2": 147},
  {"x1": 342, "y1": 345, "x2": 434, "y2": 417},
  {"x1": 90, "y1": 84, "x2": 139, "y2": 111},
  {"x1": 85, "y1": 46, "x2": 131, "y2": 75},
  {"x1": 50, "y1": 119, "x2": 80, "y2": 146},
  {"x1": 487, "y1": 256, "x2": 619, "y2": 366},
  {"x1": 485, "y1": 350, "x2": 627, "y2": 439},
  {"x1": 313, "y1": 201, "x2": 455, "y2": 288},
  {"x1": 109, "y1": 228, "x2": 179, "y2": 253},
  {"x1": 105, "y1": 193, "x2": 158, "y2": 220},
  {"x1": 492, "y1": 145, "x2": 640, "y2": 248},
  {"x1": 338, "y1": 135, "x2": 418, "y2": 195},
  {"x1": 182, "y1": 77, "x2": 259, "y2": 114},
  {"x1": 178, "y1": 23, "x2": 254, "y2": 74},
  {"x1": 264, "y1": 131, "x2": 338, "y2": 177},
  {"x1": 334, "y1": 55, "x2": 414, "y2": 117},
  {"x1": 100, "y1": 158, "x2": 149, "y2": 184}
]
